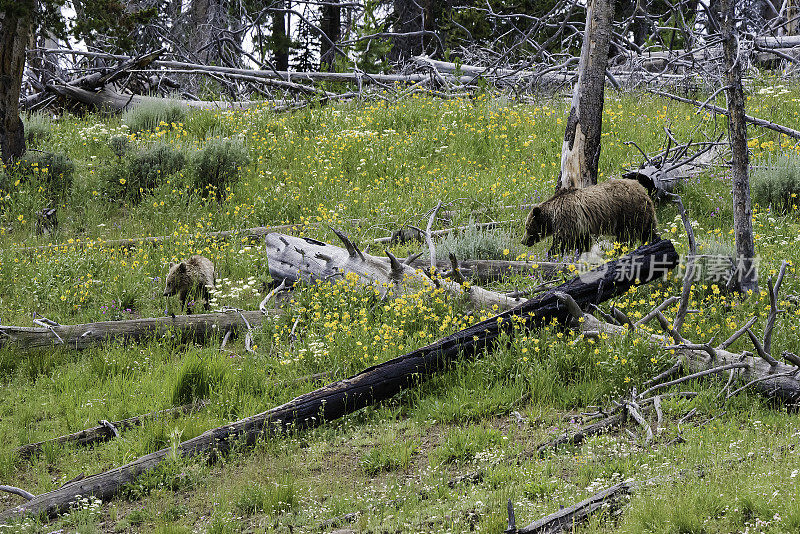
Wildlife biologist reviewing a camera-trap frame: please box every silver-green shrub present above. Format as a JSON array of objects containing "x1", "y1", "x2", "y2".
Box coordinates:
[
  {"x1": 22, "y1": 112, "x2": 52, "y2": 147},
  {"x1": 105, "y1": 142, "x2": 186, "y2": 203},
  {"x1": 751, "y1": 153, "x2": 800, "y2": 213},
  {"x1": 191, "y1": 138, "x2": 250, "y2": 199},
  {"x1": 15, "y1": 151, "x2": 75, "y2": 200},
  {"x1": 122, "y1": 100, "x2": 187, "y2": 133},
  {"x1": 435, "y1": 219, "x2": 514, "y2": 260}
]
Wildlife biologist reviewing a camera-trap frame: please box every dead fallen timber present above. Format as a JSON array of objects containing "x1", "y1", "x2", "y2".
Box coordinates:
[
  {"x1": 264, "y1": 230, "x2": 528, "y2": 311},
  {"x1": 0, "y1": 239, "x2": 678, "y2": 523},
  {"x1": 0, "y1": 310, "x2": 279, "y2": 352}
]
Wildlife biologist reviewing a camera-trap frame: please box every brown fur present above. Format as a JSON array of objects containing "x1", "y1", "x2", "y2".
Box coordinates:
[
  {"x1": 163, "y1": 255, "x2": 216, "y2": 313},
  {"x1": 522, "y1": 179, "x2": 658, "y2": 255}
]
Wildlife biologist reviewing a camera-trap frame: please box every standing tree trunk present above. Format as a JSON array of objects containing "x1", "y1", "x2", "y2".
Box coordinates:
[
  {"x1": 320, "y1": 0, "x2": 341, "y2": 70},
  {"x1": 390, "y1": 0, "x2": 434, "y2": 62},
  {"x1": 556, "y1": 0, "x2": 616, "y2": 192},
  {"x1": 0, "y1": 1, "x2": 34, "y2": 164},
  {"x1": 272, "y1": 1, "x2": 289, "y2": 71},
  {"x1": 721, "y1": 0, "x2": 759, "y2": 294}
]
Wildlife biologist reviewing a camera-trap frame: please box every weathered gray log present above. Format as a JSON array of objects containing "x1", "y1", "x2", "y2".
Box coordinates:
[
  {"x1": 0, "y1": 240, "x2": 679, "y2": 523},
  {"x1": 15, "y1": 402, "x2": 205, "y2": 460},
  {"x1": 21, "y1": 48, "x2": 166, "y2": 110},
  {"x1": 26, "y1": 48, "x2": 481, "y2": 86},
  {"x1": 0, "y1": 310, "x2": 278, "y2": 352},
  {"x1": 265, "y1": 231, "x2": 526, "y2": 311},
  {"x1": 623, "y1": 143, "x2": 723, "y2": 197},
  {"x1": 43, "y1": 84, "x2": 263, "y2": 112},
  {"x1": 410, "y1": 56, "x2": 571, "y2": 87}
]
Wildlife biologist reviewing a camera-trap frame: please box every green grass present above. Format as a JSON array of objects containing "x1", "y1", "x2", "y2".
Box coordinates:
[{"x1": 2, "y1": 84, "x2": 800, "y2": 532}]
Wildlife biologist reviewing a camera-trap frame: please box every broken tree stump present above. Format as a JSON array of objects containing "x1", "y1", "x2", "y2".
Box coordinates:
[{"x1": 0, "y1": 239, "x2": 678, "y2": 523}]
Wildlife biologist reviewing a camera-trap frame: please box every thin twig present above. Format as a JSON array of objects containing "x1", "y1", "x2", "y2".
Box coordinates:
[
  {"x1": 665, "y1": 192, "x2": 695, "y2": 336},
  {"x1": 763, "y1": 261, "x2": 788, "y2": 356},
  {"x1": 260, "y1": 279, "x2": 288, "y2": 313},
  {"x1": 653, "y1": 395, "x2": 663, "y2": 434},
  {"x1": 725, "y1": 371, "x2": 798, "y2": 401},
  {"x1": 717, "y1": 317, "x2": 758, "y2": 350},
  {"x1": 425, "y1": 201, "x2": 443, "y2": 273},
  {"x1": 745, "y1": 328, "x2": 779, "y2": 366},
  {"x1": 635, "y1": 296, "x2": 680, "y2": 327},
  {"x1": 626, "y1": 401, "x2": 653, "y2": 443},
  {"x1": 638, "y1": 363, "x2": 749, "y2": 399},
  {"x1": 677, "y1": 407, "x2": 697, "y2": 425},
  {"x1": 643, "y1": 360, "x2": 682, "y2": 387}
]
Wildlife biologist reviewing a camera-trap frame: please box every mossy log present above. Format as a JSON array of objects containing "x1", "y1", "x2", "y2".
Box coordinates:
[{"x1": 0, "y1": 239, "x2": 678, "y2": 523}]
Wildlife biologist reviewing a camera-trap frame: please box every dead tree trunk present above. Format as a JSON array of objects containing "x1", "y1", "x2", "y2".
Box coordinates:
[
  {"x1": 557, "y1": 0, "x2": 616, "y2": 191},
  {"x1": 0, "y1": 310, "x2": 278, "y2": 352},
  {"x1": 272, "y1": 1, "x2": 290, "y2": 71},
  {"x1": 0, "y1": 1, "x2": 34, "y2": 164},
  {"x1": 0, "y1": 240, "x2": 678, "y2": 523},
  {"x1": 15, "y1": 402, "x2": 204, "y2": 460},
  {"x1": 722, "y1": 0, "x2": 759, "y2": 294},
  {"x1": 320, "y1": 0, "x2": 341, "y2": 70}
]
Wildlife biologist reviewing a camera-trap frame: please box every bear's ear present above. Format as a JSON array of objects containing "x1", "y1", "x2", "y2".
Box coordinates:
[
  {"x1": 530, "y1": 206, "x2": 542, "y2": 220},
  {"x1": 169, "y1": 262, "x2": 176, "y2": 269},
  {"x1": 177, "y1": 262, "x2": 187, "y2": 273}
]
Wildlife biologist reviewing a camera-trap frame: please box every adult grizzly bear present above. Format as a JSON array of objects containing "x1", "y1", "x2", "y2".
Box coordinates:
[
  {"x1": 163, "y1": 255, "x2": 216, "y2": 313},
  {"x1": 522, "y1": 179, "x2": 658, "y2": 255}
]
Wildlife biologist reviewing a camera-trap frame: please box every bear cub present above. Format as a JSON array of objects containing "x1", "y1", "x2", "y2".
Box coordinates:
[{"x1": 163, "y1": 255, "x2": 216, "y2": 313}]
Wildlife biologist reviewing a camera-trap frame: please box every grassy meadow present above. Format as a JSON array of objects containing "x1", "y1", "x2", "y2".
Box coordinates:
[{"x1": 1, "y1": 82, "x2": 800, "y2": 533}]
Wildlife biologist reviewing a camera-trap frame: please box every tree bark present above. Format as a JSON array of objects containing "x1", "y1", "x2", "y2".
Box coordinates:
[
  {"x1": 0, "y1": 1, "x2": 34, "y2": 164},
  {"x1": 0, "y1": 240, "x2": 678, "y2": 523},
  {"x1": 721, "y1": 0, "x2": 759, "y2": 294},
  {"x1": 557, "y1": 0, "x2": 616, "y2": 191},
  {"x1": 320, "y1": 0, "x2": 341, "y2": 70}
]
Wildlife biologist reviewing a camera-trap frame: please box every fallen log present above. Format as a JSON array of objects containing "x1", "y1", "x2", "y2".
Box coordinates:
[
  {"x1": 0, "y1": 240, "x2": 679, "y2": 523},
  {"x1": 417, "y1": 258, "x2": 569, "y2": 283},
  {"x1": 517, "y1": 481, "x2": 633, "y2": 534},
  {"x1": 21, "y1": 48, "x2": 166, "y2": 110},
  {"x1": 44, "y1": 84, "x2": 265, "y2": 112},
  {"x1": 578, "y1": 313, "x2": 800, "y2": 404},
  {"x1": 25, "y1": 48, "x2": 481, "y2": 87},
  {"x1": 265, "y1": 231, "x2": 526, "y2": 310},
  {"x1": 14, "y1": 402, "x2": 205, "y2": 460},
  {"x1": 0, "y1": 310, "x2": 278, "y2": 352}
]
